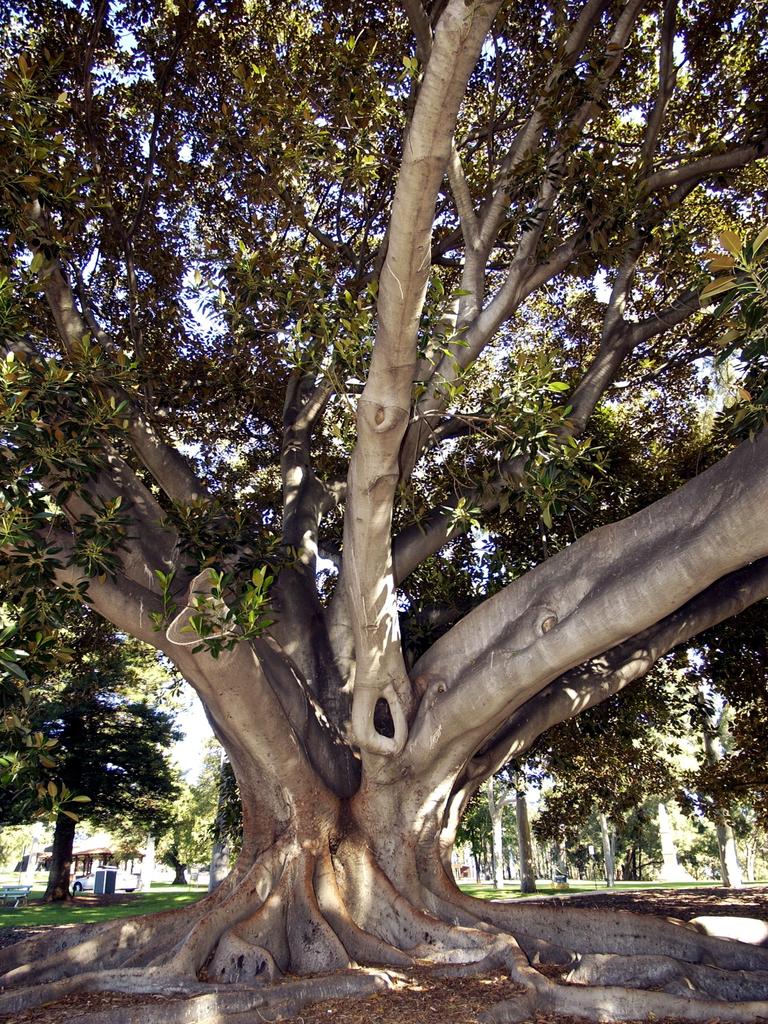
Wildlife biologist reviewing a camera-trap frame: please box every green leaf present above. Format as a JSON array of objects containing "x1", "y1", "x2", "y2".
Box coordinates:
[
  {"x1": 752, "y1": 225, "x2": 768, "y2": 257},
  {"x1": 700, "y1": 277, "x2": 737, "y2": 300},
  {"x1": 1, "y1": 660, "x2": 29, "y2": 682},
  {"x1": 718, "y1": 230, "x2": 742, "y2": 257}
]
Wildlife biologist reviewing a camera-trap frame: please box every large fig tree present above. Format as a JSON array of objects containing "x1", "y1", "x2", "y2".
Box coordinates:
[{"x1": 1, "y1": 0, "x2": 768, "y2": 1020}]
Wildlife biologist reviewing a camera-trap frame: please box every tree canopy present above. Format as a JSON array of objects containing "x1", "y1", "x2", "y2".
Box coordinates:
[{"x1": 1, "y1": 0, "x2": 768, "y2": 1020}]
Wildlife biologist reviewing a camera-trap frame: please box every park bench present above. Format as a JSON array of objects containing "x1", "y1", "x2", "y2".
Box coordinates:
[{"x1": 0, "y1": 884, "x2": 32, "y2": 907}]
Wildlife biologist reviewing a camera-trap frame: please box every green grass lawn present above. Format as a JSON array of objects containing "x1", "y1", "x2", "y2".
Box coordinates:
[
  {"x1": 0, "y1": 875, "x2": 207, "y2": 928},
  {"x1": 0, "y1": 874, "x2": 759, "y2": 929},
  {"x1": 458, "y1": 879, "x2": 744, "y2": 901}
]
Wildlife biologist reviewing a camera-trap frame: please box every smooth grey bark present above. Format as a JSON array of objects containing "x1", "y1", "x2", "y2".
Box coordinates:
[
  {"x1": 600, "y1": 813, "x2": 616, "y2": 888},
  {"x1": 657, "y1": 802, "x2": 692, "y2": 883},
  {"x1": 487, "y1": 777, "x2": 513, "y2": 889},
  {"x1": 515, "y1": 787, "x2": 537, "y2": 895},
  {"x1": 700, "y1": 700, "x2": 743, "y2": 888},
  {"x1": 208, "y1": 842, "x2": 230, "y2": 893}
]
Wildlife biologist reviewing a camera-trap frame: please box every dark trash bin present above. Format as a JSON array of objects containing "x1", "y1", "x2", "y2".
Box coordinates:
[{"x1": 94, "y1": 866, "x2": 118, "y2": 895}]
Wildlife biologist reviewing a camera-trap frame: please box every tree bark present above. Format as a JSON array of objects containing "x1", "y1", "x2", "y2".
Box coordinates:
[
  {"x1": 208, "y1": 842, "x2": 230, "y2": 893},
  {"x1": 600, "y1": 813, "x2": 616, "y2": 888},
  {"x1": 5, "y1": 713, "x2": 768, "y2": 1023},
  {"x1": 43, "y1": 813, "x2": 76, "y2": 903},
  {"x1": 515, "y1": 787, "x2": 537, "y2": 894},
  {"x1": 714, "y1": 821, "x2": 743, "y2": 889},
  {"x1": 140, "y1": 836, "x2": 156, "y2": 892},
  {"x1": 487, "y1": 777, "x2": 508, "y2": 890},
  {"x1": 700, "y1": 698, "x2": 744, "y2": 888},
  {"x1": 657, "y1": 802, "x2": 692, "y2": 883},
  {"x1": 171, "y1": 860, "x2": 188, "y2": 886}
]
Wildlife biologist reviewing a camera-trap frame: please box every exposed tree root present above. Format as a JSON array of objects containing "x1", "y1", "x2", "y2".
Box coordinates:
[
  {"x1": 481, "y1": 976, "x2": 768, "y2": 1023},
  {"x1": 0, "y1": 966, "x2": 395, "y2": 1024},
  {"x1": 4, "y1": 839, "x2": 768, "y2": 1023},
  {"x1": 567, "y1": 952, "x2": 768, "y2": 1001},
  {"x1": 422, "y1": 857, "x2": 768, "y2": 970},
  {"x1": 313, "y1": 848, "x2": 413, "y2": 967}
]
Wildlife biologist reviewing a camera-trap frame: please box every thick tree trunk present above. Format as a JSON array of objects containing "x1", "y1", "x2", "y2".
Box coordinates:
[
  {"x1": 208, "y1": 842, "x2": 230, "y2": 892},
  {"x1": 43, "y1": 813, "x2": 76, "y2": 903},
  {"x1": 715, "y1": 822, "x2": 743, "y2": 889},
  {"x1": 6, "y1": 740, "x2": 768, "y2": 1024},
  {"x1": 8, "y1": 570, "x2": 768, "y2": 1021}
]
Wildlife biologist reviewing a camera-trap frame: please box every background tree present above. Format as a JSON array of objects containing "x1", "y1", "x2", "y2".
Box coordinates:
[
  {"x1": 157, "y1": 746, "x2": 234, "y2": 886},
  {"x1": 1, "y1": 0, "x2": 768, "y2": 1020},
  {"x1": 1, "y1": 609, "x2": 181, "y2": 900}
]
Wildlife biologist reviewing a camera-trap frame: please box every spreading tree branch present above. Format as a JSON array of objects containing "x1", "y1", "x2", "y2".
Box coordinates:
[
  {"x1": 639, "y1": 138, "x2": 768, "y2": 196},
  {"x1": 639, "y1": 0, "x2": 678, "y2": 174},
  {"x1": 405, "y1": 431, "x2": 768, "y2": 777},
  {"x1": 466, "y1": 555, "x2": 768, "y2": 787},
  {"x1": 37, "y1": 247, "x2": 211, "y2": 507}
]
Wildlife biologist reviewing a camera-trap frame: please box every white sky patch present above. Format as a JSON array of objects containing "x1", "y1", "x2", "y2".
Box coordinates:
[
  {"x1": 172, "y1": 680, "x2": 217, "y2": 781},
  {"x1": 673, "y1": 34, "x2": 686, "y2": 66},
  {"x1": 82, "y1": 248, "x2": 100, "y2": 284},
  {"x1": 621, "y1": 105, "x2": 645, "y2": 126},
  {"x1": 593, "y1": 270, "x2": 611, "y2": 303}
]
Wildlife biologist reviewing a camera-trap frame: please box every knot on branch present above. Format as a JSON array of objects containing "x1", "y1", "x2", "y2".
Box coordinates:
[
  {"x1": 541, "y1": 612, "x2": 558, "y2": 633},
  {"x1": 358, "y1": 399, "x2": 410, "y2": 436}
]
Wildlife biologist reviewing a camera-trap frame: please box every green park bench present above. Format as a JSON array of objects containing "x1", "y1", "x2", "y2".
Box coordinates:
[{"x1": 0, "y1": 885, "x2": 32, "y2": 907}]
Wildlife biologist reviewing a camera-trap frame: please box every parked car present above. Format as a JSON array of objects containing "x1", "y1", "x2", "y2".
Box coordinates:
[{"x1": 72, "y1": 869, "x2": 141, "y2": 893}]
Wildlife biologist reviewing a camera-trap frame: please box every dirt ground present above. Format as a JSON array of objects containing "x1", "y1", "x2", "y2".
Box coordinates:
[{"x1": 1, "y1": 886, "x2": 767, "y2": 1024}]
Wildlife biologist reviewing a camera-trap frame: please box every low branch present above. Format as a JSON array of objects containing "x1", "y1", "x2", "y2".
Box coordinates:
[
  {"x1": 406, "y1": 431, "x2": 768, "y2": 776},
  {"x1": 468, "y1": 555, "x2": 768, "y2": 785},
  {"x1": 49, "y1": 532, "x2": 169, "y2": 650}
]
